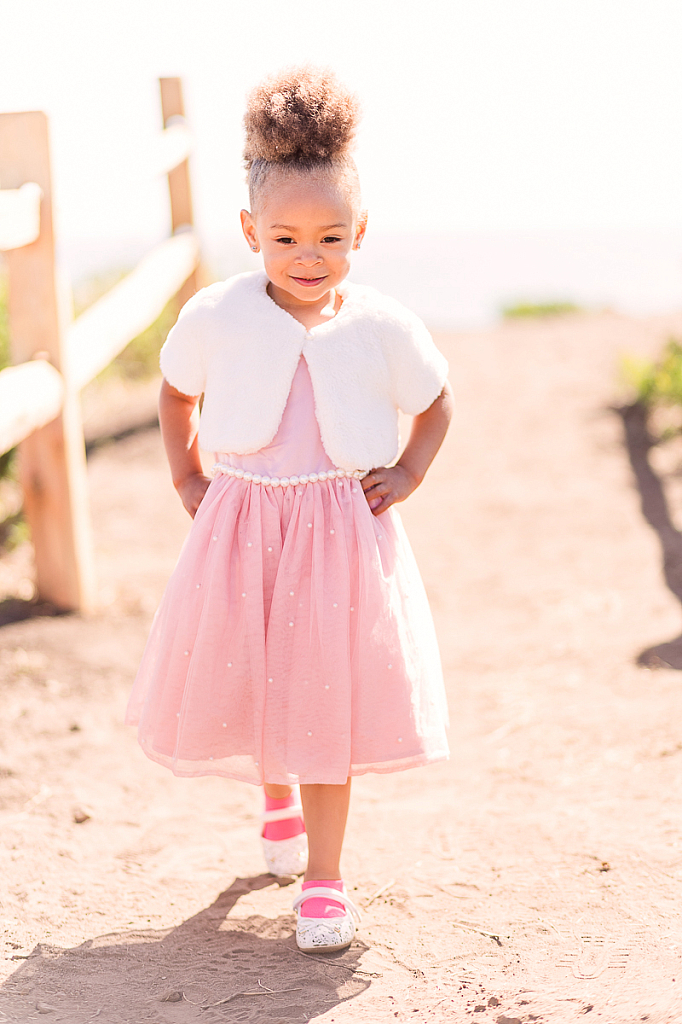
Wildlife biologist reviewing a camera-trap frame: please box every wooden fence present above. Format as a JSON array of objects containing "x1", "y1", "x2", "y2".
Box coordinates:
[{"x1": 0, "y1": 78, "x2": 201, "y2": 613}]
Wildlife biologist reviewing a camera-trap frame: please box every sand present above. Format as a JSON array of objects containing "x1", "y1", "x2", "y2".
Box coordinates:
[{"x1": 2, "y1": 310, "x2": 682, "y2": 1022}]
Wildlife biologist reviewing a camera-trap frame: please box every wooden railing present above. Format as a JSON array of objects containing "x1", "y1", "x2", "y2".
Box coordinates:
[{"x1": 0, "y1": 78, "x2": 200, "y2": 613}]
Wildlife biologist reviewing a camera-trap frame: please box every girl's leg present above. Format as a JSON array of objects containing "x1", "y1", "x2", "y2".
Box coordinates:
[
  {"x1": 264, "y1": 783, "x2": 292, "y2": 799},
  {"x1": 295, "y1": 781, "x2": 356, "y2": 950},
  {"x1": 262, "y1": 783, "x2": 305, "y2": 842},
  {"x1": 260, "y1": 781, "x2": 308, "y2": 876},
  {"x1": 299, "y1": 779, "x2": 351, "y2": 880}
]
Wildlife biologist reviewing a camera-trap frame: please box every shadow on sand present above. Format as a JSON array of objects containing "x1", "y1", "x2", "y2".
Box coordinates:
[
  {"x1": 0, "y1": 597, "x2": 65, "y2": 628},
  {"x1": 0, "y1": 875, "x2": 373, "y2": 1024},
  {"x1": 619, "y1": 402, "x2": 682, "y2": 668}
]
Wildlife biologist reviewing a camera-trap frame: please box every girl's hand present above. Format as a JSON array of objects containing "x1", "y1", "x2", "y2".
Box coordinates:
[
  {"x1": 361, "y1": 383, "x2": 454, "y2": 516},
  {"x1": 361, "y1": 465, "x2": 419, "y2": 516},
  {"x1": 176, "y1": 472, "x2": 211, "y2": 518}
]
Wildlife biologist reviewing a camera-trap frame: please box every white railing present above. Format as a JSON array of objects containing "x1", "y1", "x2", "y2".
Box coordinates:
[
  {"x1": 0, "y1": 359, "x2": 64, "y2": 455},
  {"x1": 0, "y1": 182, "x2": 42, "y2": 250},
  {"x1": 68, "y1": 231, "x2": 199, "y2": 391}
]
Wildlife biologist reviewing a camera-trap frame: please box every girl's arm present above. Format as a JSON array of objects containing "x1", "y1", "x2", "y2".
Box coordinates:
[
  {"x1": 361, "y1": 380, "x2": 454, "y2": 516},
  {"x1": 159, "y1": 378, "x2": 211, "y2": 517}
]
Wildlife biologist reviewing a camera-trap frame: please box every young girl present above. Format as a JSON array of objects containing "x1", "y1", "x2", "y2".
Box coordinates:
[{"x1": 126, "y1": 66, "x2": 453, "y2": 953}]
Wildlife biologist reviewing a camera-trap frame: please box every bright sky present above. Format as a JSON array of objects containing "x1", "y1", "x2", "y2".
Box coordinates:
[{"x1": 2, "y1": 0, "x2": 682, "y2": 257}]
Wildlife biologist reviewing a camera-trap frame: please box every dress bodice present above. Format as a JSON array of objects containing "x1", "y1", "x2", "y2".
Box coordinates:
[{"x1": 215, "y1": 357, "x2": 335, "y2": 478}]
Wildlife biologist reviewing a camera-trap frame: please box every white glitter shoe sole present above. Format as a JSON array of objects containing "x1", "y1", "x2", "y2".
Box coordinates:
[
  {"x1": 261, "y1": 831, "x2": 308, "y2": 877},
  {"x1": 293, "y1": 886, "x2": 361, "y2": 952}
]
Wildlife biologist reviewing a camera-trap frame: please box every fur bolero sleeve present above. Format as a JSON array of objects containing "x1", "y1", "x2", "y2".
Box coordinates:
[{"x1": 160, "y1": 271, "x2": 448, "y2": 471}]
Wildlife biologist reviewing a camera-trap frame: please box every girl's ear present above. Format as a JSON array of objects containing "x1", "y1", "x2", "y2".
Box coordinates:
[
  {"x1": 240, "y1": 209, "x2": 259, "y2": 252},
  {"x1": 353, "y1": 209, "x2": 368, "y2": 250}
]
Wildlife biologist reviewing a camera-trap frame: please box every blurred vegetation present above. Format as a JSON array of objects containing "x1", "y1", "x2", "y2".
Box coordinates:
[
  {"x1": 502, "y1": 300, "x2": 582, "y2": 319},
  {"x1": 621, "y1": 340, "x2": 682, "y2": 409},
  {"x1": 620, "y1": 339, "x2": 682, "y2": 446},
  {"x1": 0, "y1": 502, "x2": 28, "y2": 552}
]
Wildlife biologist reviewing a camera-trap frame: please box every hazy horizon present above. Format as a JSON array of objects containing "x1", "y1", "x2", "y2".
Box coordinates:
[{"x1": 57, "y1": 226, "x2": 682, "y2": 331}]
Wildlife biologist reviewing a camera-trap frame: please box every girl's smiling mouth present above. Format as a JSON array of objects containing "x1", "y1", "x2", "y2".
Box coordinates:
[{"x1": 291, "y1": 276, "x2": 327, "y2": 287}]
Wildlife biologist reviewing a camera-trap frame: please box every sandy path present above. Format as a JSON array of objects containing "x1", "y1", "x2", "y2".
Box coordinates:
[{"x1": 2, "y1": 311, "x2": 682, "y2": 1023}]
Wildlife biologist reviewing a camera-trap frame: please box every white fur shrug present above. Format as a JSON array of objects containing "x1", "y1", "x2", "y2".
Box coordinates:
[{"x1": 160, "y1": 271, "x2": 448, "y2": 471}]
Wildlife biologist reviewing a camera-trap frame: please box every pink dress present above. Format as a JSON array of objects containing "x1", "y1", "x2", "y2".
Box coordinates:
[{"x1": 126, "y1": 357, "x2": 449, "y2": 785}]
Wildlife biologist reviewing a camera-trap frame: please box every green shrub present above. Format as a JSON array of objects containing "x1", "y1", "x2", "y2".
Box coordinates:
[
  {"x1": 502, "y1": 300, "x2": 582, "y2": 319},
  {"x1": 621, "y1": 339, "x2": 682, "y2": 409}
]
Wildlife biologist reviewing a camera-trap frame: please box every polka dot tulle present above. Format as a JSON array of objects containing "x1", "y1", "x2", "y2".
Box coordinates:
[{"x1": 125, "y1": 473, "x2": 449, "y2": 785}]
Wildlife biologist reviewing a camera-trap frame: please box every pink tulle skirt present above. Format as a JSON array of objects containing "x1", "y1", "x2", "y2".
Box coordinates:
[{"x1": 125, "y1": 472, "x2": 449, "y2": 786}]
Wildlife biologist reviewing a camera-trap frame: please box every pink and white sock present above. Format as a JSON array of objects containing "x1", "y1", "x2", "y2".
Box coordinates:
[
  {"x1": 262, "y1": 791, "x2": 306, "y2": 841},
  {"x1": 300, "y1": 878, "x2": 345, "y2": 919}
]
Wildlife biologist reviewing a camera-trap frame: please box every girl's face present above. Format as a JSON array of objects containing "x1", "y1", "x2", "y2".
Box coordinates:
[{"x1": 241, "y1": 174, "x2": 367, "y2": 309}]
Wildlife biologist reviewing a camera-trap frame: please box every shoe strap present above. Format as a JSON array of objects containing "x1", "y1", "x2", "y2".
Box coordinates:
[
  {"x1": 261, "y1": 803, "x2": 304, "y2": 824},
  {"x1": 292, "y1": 887, "x2": 361, "y2": 922}
]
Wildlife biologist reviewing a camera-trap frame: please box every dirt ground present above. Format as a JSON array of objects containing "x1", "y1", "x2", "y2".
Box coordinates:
[{"x1": 2, "y1": 311, "x2": 682, "y2": 1023}]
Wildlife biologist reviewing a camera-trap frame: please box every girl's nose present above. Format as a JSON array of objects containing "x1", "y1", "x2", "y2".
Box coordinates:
[{"x1": 296, "y1": 249, "x2": 323, "y2": 266}]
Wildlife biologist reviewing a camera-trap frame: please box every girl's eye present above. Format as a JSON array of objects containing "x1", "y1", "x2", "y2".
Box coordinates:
[
  {"x1": 275, "y1": 236, "x2": 295, "y2": 245},
  {"x1": 322, "y1": 236, "x2": 342, "y2": 244}
]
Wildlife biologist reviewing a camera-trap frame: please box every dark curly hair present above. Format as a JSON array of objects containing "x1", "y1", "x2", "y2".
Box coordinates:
[{"x1": 244, "y1": 65, "x2": 362, "y2": 212}]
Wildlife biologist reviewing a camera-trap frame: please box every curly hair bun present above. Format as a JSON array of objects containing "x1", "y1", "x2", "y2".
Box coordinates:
[{"x1": 244, "y1": 65, "x2": 360, "y2": 168}]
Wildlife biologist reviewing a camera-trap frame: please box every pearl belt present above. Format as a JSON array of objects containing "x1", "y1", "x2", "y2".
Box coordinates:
[{"x1": 212, "y1": 463, "x2": 368, "y2": 487}]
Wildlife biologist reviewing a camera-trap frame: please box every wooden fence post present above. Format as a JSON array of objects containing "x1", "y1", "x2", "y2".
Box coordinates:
[
  {"x1": 159, "y1": 78, "x2": 200, "y2": 307},
  {"x1": 0, "y1": 111, "x2": 95, "y2": 612}
]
